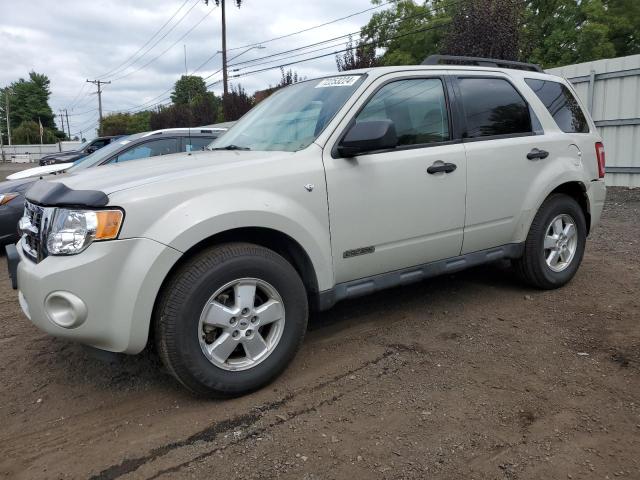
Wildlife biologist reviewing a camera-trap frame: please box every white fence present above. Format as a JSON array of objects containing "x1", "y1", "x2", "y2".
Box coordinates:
[
  {"x1": 0, "y1": 141, "x2": 82, "y2": 163},
  {"x1": 548, "y1": 54, "x2": 640, "y2": 187}
]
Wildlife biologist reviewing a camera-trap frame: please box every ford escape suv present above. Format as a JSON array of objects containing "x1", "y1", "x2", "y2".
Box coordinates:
[{"x1": 6, "y1": 56, "x2": 607, "y2": 397}]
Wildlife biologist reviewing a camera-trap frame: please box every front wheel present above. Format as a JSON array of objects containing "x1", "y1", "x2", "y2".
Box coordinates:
[
  {"x1": 155, "y1": 243, "x2": 308, "y2": 397},
  {"x1": 515, "y1": 194, "x2": 587, "y2": 289}
]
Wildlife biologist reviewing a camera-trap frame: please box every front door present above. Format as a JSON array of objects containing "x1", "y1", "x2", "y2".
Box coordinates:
[{"x1": 323, "y1": 76, "x2": 467, "y2": 284}]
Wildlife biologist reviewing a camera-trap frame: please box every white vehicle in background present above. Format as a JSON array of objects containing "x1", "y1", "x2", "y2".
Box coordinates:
[
  {"x1": 7, "y1": 56, "x2": 606, "y2": 397},
  {"x1": 7, "y1": 163, "x2": 75, "y2": 180}
]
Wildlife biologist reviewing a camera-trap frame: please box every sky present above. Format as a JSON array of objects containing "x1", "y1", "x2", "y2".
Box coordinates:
[{"x1": 0, "y1": 0, "x2": 384, "y2": 139}]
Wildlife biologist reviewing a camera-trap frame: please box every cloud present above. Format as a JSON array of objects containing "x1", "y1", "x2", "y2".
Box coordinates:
[{"x1": 0, "y1": 0, "x2": 379, "y2": 137}]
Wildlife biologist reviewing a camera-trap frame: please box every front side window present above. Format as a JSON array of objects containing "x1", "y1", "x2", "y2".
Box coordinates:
[
  {"x1": 113, "y1": 138, "x2": 179, "y2": 163},
  {"x1": 355, "y1": 78, "x2": 450, "y2": 146},
  {"x1": 525, "y1": 79, "x2": 589, "y2": 133},
  {"x1": 459, "y1": 77, "x2": 532, "y2": 138},
  {"x1": 210, "y1": 75, "x2": 365, "y2": 152}
]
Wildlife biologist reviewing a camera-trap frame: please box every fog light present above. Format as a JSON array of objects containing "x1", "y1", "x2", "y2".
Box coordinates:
[{"x1": 44, "y1": 291, "x2": 87, "y2": 328}]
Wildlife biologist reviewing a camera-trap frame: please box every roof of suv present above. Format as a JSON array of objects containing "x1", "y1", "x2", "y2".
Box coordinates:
[{"x1": 338, "y1": 55, "x2": 561, "y2": 83}]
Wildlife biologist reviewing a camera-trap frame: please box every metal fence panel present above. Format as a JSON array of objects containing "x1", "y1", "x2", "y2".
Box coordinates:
[
  {"x1": 0, "y1": 141, "x2": 82, "y2": 162},
  {"x1": 548, "y1": 54, "x2": 640, "y2": 187}
]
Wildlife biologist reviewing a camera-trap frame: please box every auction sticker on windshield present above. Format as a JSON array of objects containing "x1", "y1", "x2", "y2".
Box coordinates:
[{"x1": 315, "y1": 76, "x2": 361, "y2": 88}]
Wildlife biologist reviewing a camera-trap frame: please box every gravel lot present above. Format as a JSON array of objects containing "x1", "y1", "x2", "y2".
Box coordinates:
[{"x1": 0, "y1": 187, "x2": 638, "y2": 480}]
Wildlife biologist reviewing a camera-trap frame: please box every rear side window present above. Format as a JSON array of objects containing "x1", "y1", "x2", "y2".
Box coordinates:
[
  {"x1": 458, "y1": 77, "x2": 532, "y2": 138},
  {"x1": 112, "y1": 138, "x2": 179, "y2": 163},
  {"x1": 356, "y1": 78, "x2": 450, "y2": 146},
  {"x1": 184, "y1": 136, "x2": 216, "y2": 152},
  {"x1": 525, "y1": 79, "x2": 589, "y2": 133}
]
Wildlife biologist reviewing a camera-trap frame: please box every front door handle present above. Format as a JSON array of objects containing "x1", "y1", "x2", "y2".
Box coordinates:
[
  {"x1": 527, "y1": 148, "x2": 549, "y2": 160},
  {"x1": 427, "y1": 162, "x2": 457, "y2": 174}
]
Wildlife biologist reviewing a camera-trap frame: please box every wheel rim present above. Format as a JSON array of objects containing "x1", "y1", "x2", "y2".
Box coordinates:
[
  {"x1": 198, "y1": 278, "x2": 286, "y2": 371},
  {"x1": 543, "y1": 214, "x2": 578, "y2": 272}
]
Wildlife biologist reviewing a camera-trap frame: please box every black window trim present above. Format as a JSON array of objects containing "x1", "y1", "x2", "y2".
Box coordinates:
[
  {"x1": 451, "y1": 75, "x2": 538, "y2": 143},
  {"x1": 524, "y1": 77, "x2": 591, "y2": 134},
  {"x1": 331, "y1": 74, "x2": 458, "y2": 159}
]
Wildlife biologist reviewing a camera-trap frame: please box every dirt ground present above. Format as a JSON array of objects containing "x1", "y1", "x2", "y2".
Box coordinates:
[{"x1": 0, "y1": 188, "x2": 638, "y2": 480}]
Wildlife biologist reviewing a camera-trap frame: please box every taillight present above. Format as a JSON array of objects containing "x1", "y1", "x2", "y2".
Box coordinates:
[{"x1": 595, "y1": 142, "x2": 605, "y2": 178}]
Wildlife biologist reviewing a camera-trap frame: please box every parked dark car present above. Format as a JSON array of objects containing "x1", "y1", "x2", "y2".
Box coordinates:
[
  {"x1": 2, "y1": 128, "x2": 224, "y2": 245},
  {"x1": 0, "y1": 178, "x2": 33, "y2": 245},
  {"x1": 39, "y1": 136, "x2": 123, "y2": 166}
]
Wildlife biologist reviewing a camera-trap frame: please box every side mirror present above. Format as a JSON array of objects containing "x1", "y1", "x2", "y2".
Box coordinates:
[
  {"x1": 86, "y1": 146, "x2": 98, "y2": 153},
  {"x1": 337, "y1": 120, "x2": 398, "y2": 157}
]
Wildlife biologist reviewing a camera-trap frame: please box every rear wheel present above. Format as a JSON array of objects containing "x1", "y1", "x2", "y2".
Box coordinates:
[
  {"x1": 155, "y1": 243, "x2": 308, "y2": 397},
  {"x1": 515, "y1": 194, "x2": 587, "y2": 289}
]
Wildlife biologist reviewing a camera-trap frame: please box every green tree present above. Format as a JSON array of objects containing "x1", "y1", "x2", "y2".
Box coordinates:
[
  {"x1": 336, "y1": 35, "x2": 379, "y2": 71},
  {"x1": 100, "y1": 111, "x2": 151, "y2": 136},
  {"x1": 522, "y1": 0, "x2": 640, "y2": 67},
  {"x1": 171, "y1": 75, "x2": 208, "y2": 104},
  {"x1": 12, "y1": 120, "x2": 58, "y2": 144},
  {"x1": 0, "y1": 71, "x2": 65, "y2": 144},
  {"x1": 360, "y1": 0, "x2": 452, "y2": 66},
  {"x1": 442, "y1": 0, "x2": 524, "y2": 60}
]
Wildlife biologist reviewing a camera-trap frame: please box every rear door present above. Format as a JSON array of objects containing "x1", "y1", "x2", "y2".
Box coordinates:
[{"x1": 453, "y1": 74, "x2": 572, "y2": 253}]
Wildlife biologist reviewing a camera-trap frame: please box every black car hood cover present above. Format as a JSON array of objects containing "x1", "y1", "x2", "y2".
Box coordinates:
[{"x1": 25, "y1": 180, "x2": 108, "y2": 207}]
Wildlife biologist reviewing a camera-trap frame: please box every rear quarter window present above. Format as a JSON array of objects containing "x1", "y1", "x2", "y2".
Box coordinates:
[{"x1": 525, "y1": 79, "x2": 589, "y2": 133}]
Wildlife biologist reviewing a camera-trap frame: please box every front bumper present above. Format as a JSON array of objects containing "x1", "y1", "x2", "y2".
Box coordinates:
[{"x1": 16, "y1": 237, "x2": 181, "y2": 354}]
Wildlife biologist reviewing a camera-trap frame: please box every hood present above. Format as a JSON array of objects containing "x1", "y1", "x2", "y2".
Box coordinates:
[
  {"x1": 7, "y1": 163, "x2": 73, "y2": 180},
  {"x1": 51, "y1": 150, "x2": 297, "y2": 196},
  {"x1": 0, "y1": 177, "x2": 37, "y2": 193},
  {"x1": 42, "y1": 150, "x2": 80, "y2": 159}
]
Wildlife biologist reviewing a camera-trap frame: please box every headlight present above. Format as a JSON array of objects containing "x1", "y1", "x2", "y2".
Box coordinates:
[
  {"x1": 0, "y1": 193, "x2": 19, "y2": 205},
  {"x1": 47, "y1": 209, "x2": 124, "y2": 255}
]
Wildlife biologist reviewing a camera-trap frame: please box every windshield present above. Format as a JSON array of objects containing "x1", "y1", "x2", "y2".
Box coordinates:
[
  {"x1": 67, "y1": 135, "x2": 134, "y2": 171},
  {"x1": 209, "y1": 74, "x2": 365, "y2": 152}
]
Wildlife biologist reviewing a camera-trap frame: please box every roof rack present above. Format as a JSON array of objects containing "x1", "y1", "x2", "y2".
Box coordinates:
[{"x1": 422, "y1": 55, "x2": 543, "y2": 73}]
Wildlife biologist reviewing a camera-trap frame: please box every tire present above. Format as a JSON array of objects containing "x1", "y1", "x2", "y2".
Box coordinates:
[
  {"x1": 155, "y1": 242, "x2": 308, "y2": 397},
  {"x1": 514, "y1": 194, "x2": 587, "y2": 289}
]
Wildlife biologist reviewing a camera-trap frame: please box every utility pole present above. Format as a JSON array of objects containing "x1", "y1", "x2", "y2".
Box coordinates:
[
  {"x1": 5, "y1": 89, "x2": 11, "y2": 146},
  {"x1": 86, "y1": 79, "x2": 111, "y2": 135},
  {"x1": 221, "y1": 0, "x2": 228, "y2": 98},
  {"x1": 65, "y1": 109, "x2": 71, "y2": 139},
  {"x1": 0, "y1": 118, "x2": 4, "y2": 162},
  {"x1": 184, "y1": 44, "x2": 188, "y2": 75},
  {"x1": 59, "y1": 109, "x2": 65, "y2": 137}
]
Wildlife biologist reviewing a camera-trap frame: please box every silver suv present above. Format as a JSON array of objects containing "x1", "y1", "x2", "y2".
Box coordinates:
[{"x1": 7, "y1": 56, "x2": 607, "y2": 397}]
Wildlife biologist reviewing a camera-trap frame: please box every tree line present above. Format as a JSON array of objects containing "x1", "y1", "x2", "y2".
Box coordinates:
[
  {"x1": 3, "y1": 0, "x2": 638, "y2": 143},
  {"x1": 335, "y1": 0, "x2": 640, "y2": 70}
]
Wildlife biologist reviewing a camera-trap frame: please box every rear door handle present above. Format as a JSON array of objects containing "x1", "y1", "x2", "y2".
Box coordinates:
[
  {"x1": 427, "y1": 162, "x2": 457, "y2": 174},
  {"x1": 527, "y1": 148, "x2": 549, "y2": 160}
]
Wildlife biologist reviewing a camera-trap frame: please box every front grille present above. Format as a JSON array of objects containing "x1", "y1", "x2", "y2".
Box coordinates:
[{"x1": 20, "y1": 201, "x2": 50, "y2": 262}]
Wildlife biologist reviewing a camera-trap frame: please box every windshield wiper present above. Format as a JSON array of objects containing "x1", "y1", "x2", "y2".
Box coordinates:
[{"x1": 211, "y1": 144, "x2": 251, "y2": 151}]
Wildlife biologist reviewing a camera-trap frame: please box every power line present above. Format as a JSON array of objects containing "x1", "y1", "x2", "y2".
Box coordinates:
[
  {"x1": 229, "y1": 19, "x2": 454, "y2": 81},
  {"x1": 110, "y1": 4, "x2": 217, "y2": 82},
  {"x1": 226, "y1": 1, "x2": 393, "y2": 52},
  {"x1": 101, "y1": 0, "x2": 203, "y2": 80},
  {"x1": 96, "y1": 0, "x2": 193, "y2": 80}
]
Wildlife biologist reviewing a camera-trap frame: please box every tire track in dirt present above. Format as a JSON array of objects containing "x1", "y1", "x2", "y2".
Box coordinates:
[{"x1": 91, "y1": 346, "x2": 411, "y2": 479}]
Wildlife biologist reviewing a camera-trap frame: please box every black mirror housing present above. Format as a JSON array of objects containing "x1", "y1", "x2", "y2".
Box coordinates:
[{"x1": 337, "y1": 120, "x2": 398, "y2": 157}]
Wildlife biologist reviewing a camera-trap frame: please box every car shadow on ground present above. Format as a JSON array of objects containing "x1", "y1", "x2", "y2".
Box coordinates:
[{"x1": 42, "y1": 260, "x2": 529, "y2": 396}]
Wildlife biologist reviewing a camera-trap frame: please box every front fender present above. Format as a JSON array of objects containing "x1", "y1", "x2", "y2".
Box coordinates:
[{"x1": 117, "y1": 186, "x2": 334, "y2": 291}]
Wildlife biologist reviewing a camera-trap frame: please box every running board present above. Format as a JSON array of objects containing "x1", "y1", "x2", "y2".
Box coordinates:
[{"x1": 317, "y1": 243, "x2": 524, "y2": 310}]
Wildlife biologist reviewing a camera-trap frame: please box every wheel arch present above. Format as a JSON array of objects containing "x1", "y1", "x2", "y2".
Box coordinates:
[
  {"x1": 150, "y1": 227, "x2": 321, "y2": 342},
  {"x1": 547, "y1": 181, "x2": 591, "y2": 234}
]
